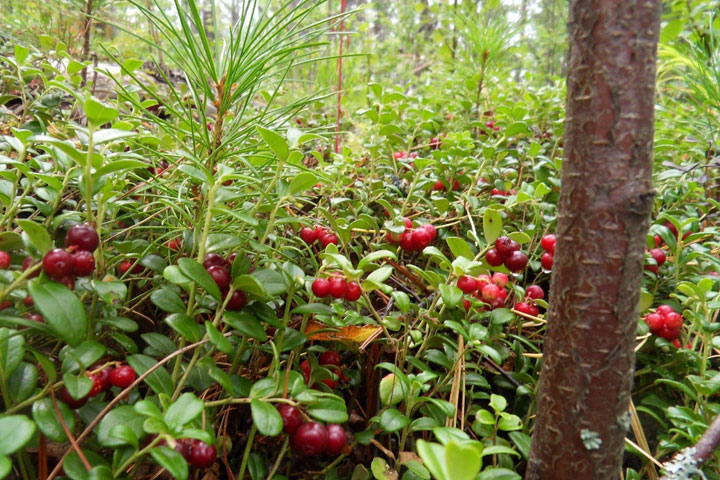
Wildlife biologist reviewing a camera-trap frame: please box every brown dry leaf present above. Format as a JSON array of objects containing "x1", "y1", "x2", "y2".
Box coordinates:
[
  {"x1": 305, "y1": 320, "x2": 381, "y2": 343},
  {"x1": 398, "y1": 451, "x2": 423, "y2": 466}
]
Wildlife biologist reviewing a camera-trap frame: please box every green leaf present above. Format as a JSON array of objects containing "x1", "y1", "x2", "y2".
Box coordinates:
[
  {"x1": 370, "y1": 457, "x2": 396, "y2": 480},
  {"x1": 416, "y1": 440, "x2": 448, "y2": 480},
  {"x1": 489, "y1": 308, "x2": 514, "y2": 325},
  {"x1": 489, "y1": 394, "x2": 507, "y2": 413},
  {"x1": 17, "y1": 219, "x2": 52, "y2": 255},
  {"x1": 0, "y1": 415, "x2": 35, "y2": 455},
  {"x1": 149, "y1": 446, "x2": 188, "y2": 480},
  {"x1": 0, "y1": 232, "x2": 22, "y2": 252},
  {"x1": 439, "y1": 284, "x2": 463, "y2": 309},
  {"x1": 483, "y1": 209, "x2": 503, "y2": 246},
  {"x1": 122, "y1": 58, "x2": 143, "y2": 73},
  {"x1": 291, "y1": 303, "x2": 334, "y2": 316},
  {"x1": 446, "y1": 441, "x2": 482, "y2": 480},
  {"x1": 127, "y1": 354, "x2": 173, "y2": 395},
  {"x1": 28, "y1": 279, "x2": 87, "y2": 347},
  {"x1": 446, "y1": 237, "x2": 475, "y2": 260},
  {"x1": 85, "y1": 97, "x2": 118, "y2": 126},
  {"x1": 205, "y1": 321, "x2": 233, "y2": 354},
  {"x1": 164, "y1": 393, "x2": 204, "y2": 428},
  {"x1": 109, "y1": 424, "x2": 139, "y2": 448},
  {"x1": 96, "y1": 405, "x2": 145, "y2": 447},
  {"x1": 476, "y1": 468, "x2": 521, "y2": 480},
  {"x1": 0, "y1": 328, "x2": 24, "y2": 379},
  {"x1": 165, "y1": 314, "x2": 203, "y2": 342},
  {"x1": 379, "y1": 408, "x2": 410, "y2": 433},
  {"x1": 60, "y1": 340, "x2": 106, "y2": 373},
  {"x1": 178, "y1": 258, "x2": 221, "y2": 301},
  {"x1": 257, "y1": 126, "x2": 288, "y2": 161},
  {"x1": 289, "y1": 172, "x2": 318, "y2": 195},
  {"x1": 0, "y1": 456, "x2": 10, "y2": 479},
  {"x1": 307, "y1": 396, "x2": 349, "y2": 423},
  {"x1": 224, "y1": 311, "x2": 268, "y2": 341},
  {"x1": 508, "y1": 431, "x2": 531, "y2": 459},
  {"x1": 250, "y1": 399, "x2": 283, "y2": 436},
  {"x1": 150, "y1": 287, "x2": 186, "y2": 314},
  {"x1": 63, "y1": 373, "x2": 93, "y2": 400},
  {"x1": 14, "y1": 45, "x2": 29, "y2": 64},
  {"x1": 251, "y1": 269, "x2": 287, "y2": 297},
  {"x1": 233, "y1": 274, "x2": 268, "y2": 298},
  {"x1": 358, "y1": 250, "x2": 397, "y2": 270},
  {"x1": 32, "y1": 398, "x2": 75, "y2": 442},
  {"x1": 8, "y1": 362, "x2": 38, "y2": 403}
]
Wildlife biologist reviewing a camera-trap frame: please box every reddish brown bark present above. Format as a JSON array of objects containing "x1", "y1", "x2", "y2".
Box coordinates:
[{"x1": 525, "y1": 1, "x2": 662, "y2": 479}]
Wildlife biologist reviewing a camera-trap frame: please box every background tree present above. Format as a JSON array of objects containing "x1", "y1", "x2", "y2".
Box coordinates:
[{"x1": 525, "y1": 1, "x2": 663, "y2": 478}]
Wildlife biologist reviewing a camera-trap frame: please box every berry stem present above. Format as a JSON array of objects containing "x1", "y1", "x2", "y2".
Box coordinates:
[
  {"x1": 84, "y1": 123, "x2": 96, "y2": 224},
  {"x1": 265, "y1": 436, "x2": 289, "y2": 480},
  {"x1": 236, "y1": 423, "x2": 257, "y2": 480}
]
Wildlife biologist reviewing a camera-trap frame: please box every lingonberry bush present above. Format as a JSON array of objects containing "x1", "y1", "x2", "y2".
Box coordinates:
[{"x1": 0, "y1": 0, "x2": 719, "y2": 479}]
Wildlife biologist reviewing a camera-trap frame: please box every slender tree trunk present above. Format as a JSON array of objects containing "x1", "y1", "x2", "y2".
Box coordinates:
[
  {"x1": 80, "y1": 0, "x2": 93, "y2": 87},
  {"x1": 525, "y1": 1, "x2": 662, "y2": 479}
]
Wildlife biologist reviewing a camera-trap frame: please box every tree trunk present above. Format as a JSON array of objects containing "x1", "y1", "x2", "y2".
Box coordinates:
[
  {"x1": 80, "y1": 0, "x2": 93, "y2": 87},
  {"x1": 525, "y1": 1, "x2": 662, "y2": 479}
]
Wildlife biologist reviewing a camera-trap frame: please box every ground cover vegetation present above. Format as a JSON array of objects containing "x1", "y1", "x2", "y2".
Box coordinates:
[{"x1": 0, "y1": 0, "x2": 719, "y2": 479}]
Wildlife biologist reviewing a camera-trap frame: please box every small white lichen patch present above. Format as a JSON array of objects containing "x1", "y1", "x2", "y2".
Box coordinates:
[
  {"x1": 618, "y1": 411, "x2": 631, "y2": 431},
  {"x1": 580, "y1": 429, "x2": 602, "y2": 450},
  {"x1": 662, "y1": 447, "x2": 706, "y2": 480}
]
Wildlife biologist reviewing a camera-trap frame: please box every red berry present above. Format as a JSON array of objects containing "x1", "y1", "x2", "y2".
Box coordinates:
[
  {"x1": 57, "y1": 275, "x2": 75, "y2": 290},
  {"x1": 540, "y1": 252, "x2": 554, "y2": 271},
  {"x1": 291, "y1": 422, "x2": 328, "y2": 457},
  {"x1": 174, "y1": 438, "x2": 193, "y2": 461},
  {"x1": 540, "y1": 234, "x2": 556, "y2": 254},
  {"x1": 0, "y1": 251, "x2": 9, "y2": 269},
  {"x1": 649, "y1": 248, "x2": 666, "y2": 267},
  {"x1": 653, "y1": 235, "x2": 662, "y2": 247},
  {"x1": 399, "y1": 231, "x2": 415, "y2": 251},
  {"x1": 659, "y1": 324, "x2": 680, "y2": 341},
  {"x1": 207, "y1": 266, "x2": 230, "y2": 291},
  {"x1": 421, "y1": 224, "x2": 437, "y2": 241},
  {"x1": 25, "y1": 313, "x2": 44, "y2": 323},
  {"x1": 119, "y1": 260, "x2": 143, "y2": 275},
  {"x1": 109, "y1": 365, "x2": 136, "y2": 388},
  {"x1": 312, "y1": 278, "x2": 331, "y2": 298},
  {"x1": 189, "y1": 441, "x2": 216, "y2": 469},
  {"x1": 226, "y1": 290, "x2": 247, "y2": 310},
  {"x1": 325, "y1": 424, "x2": 347, "y2": 456},
  {"x1": 457, "y1": 275, "x2": 477, "y2": 294},
  {"x1": 489, "y1": 297, "x2": 506, "y2": 309},
  {"x1": 664, "y1": 312, "x2": 683, "y2": 330},
  {"x1": 345, "y1": 281, "x2": 362, "y2": 301},
  {"x1": 404, "y1": 217, "x2": 413, "y2": 229},
  {"x1": 300, "y1": 227, "x2": 318, "y2": 244},
  {"x1": 504, "y1": 251, "x2": 528, "y2": 272},
  {"x1": 23, "y1": 295, "x2": 33, "y2": 307},
  {"x1": 43, "y1": 248, "x2": 73, "y2": 279},
  {"x1": 495, "y1": 236, "x2": 518, "y2": 257},
  {"x1": 71, "y1": 250, "x2": 95, "y2": 277},
  {"x1": 491, "y1": 272, "x2": 509, "y2": 288},
  {"x1": 322, "y1": 372, "x2": 339, "y2": 389},
  {"x1": 644, "y1": 313, "x2": 663, "y2": 333},
  {"x1": 673, "y1": 339, "x2": 681, "y2": 349},
  {"x1": 319, "y1": 351, "x2": 341, "y2": 367},
  {"x1": 88, "y1": 367, "x2": 112, "y2": 397},
  {"x1": 278, "y1": 405, "x2": 304, "y2": 434},
  {"x1": 165, "y1": 238, "x2": 181, "y2": 251},
  {"x1": 528, "y1": 305, "x2": 540, "y2": 316},
  {"x1": 475, "y1": 274, "x2": 491, "y2": 290},
  {"x1": 452, "y1": 179, "x2": 461, "y2": 191},
  {"x1": 328, "y1": 277, "x2": 347, "y2": 299},
  {"x1": 300, "y1": 360, "x2": 312, "y2": 384},
  {"x1": 65, "y1": 223, "x2": 99, "y2": 252},
  {"x1": 481, "y1": 284, "x2": 503, "y2": 302},
  {"x1": 0, "y1": 300, "x2": 10, "y2": 311},
  {"x1": 203, "y1": 253, "x2": 227, "y2": 270},
  {"x1": 526, "y1": 285, "x2": 544, "y2": 300},
  {"x1": 320, "y1": 233, "x2": 339, "y2": 247},
  {"x1": 432, "y1": 180, "x2": 446, "y2": 191},
  {"x1": 514, "y1": 302, "x2": 534, "y2": 315},
  {"x1": 57, "y1": 386, "x2": 88, "y2": 409},
  {"x1": 411, "y1": 228, "x2": 431, "y2": 250},
  {"x1": 664, "y1": 221, "x2": 678, "y2": 238},
  {"x1": 644, "y1": 264, "x2": 659, "y2": 274},
  {"x1": 22, "y1": 256, "x2": 40, "y2": 277},
  {"x1": 656, "y1": 305, "x2": 675, "y2": 316},
  {"x1": 226, "y1": 252, "x2": 237, "y2": 265},
  {"x1": 485, "y1": 248, "x2": 504, "y2": 267},
  {"x1": 462, "y1": 298, "x2": 472, "y2": 311}
]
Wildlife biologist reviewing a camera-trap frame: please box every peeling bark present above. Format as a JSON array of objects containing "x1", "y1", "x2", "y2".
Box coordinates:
[{"x1": 525, "y1": 1, "x2": 662, "y2": 479}]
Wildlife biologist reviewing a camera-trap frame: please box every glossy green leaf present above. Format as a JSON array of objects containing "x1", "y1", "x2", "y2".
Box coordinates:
[
  {"x1": 96, "y1": 405, "x2": 145, "y2": 447},
  {"x1": 127, "y1": 354, "x2": 173, "y2": 395},
  {"x1": 28, "y1": 279, "x2": 87, "y2": 347},
  {"x1": 165, "y1": 392, "x2": 204, "y2": 428},
  {"x1": 483, "y1": 209, "x2": 503, "y2": 246},
  {"x1": 149, "y1": 446, "x2": 188, "y2": 480},
  {"x1": 85, "y1": 97, "x2": 118, "y2": 126},
  {"x1": 0, "y1": 415, "x2": 35, "y2": 455},
  {"x1": 32, "y1": 398, "x2": 75, "y2": 442},
  {"x1": 251, "y1": 399, "x2": 283, "y2": 436},
  {"x1": 178, "y1": 258, "x2": 221, "y2": 301},
  {"x1": 257, "y1": 126, "x2": 288, "y2": 161},
  {"x1": 379, "y1": 408, "x2": 410, "y2": 432},
  {"x1": 17, "y1": 219, "x2": 52, "y2": 255},
  {"x1": 446, "y1": 237, "x2": 475, "y2": 260}
]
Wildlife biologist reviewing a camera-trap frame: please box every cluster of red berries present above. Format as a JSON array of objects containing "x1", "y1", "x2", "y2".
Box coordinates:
[
  {"x1": 644, "y1": 305, "x2": 684, "y2": 344},
  {"x1": 300, "y1": 351, "x2": 346, "y2": 389},
  {"x1": 32, "y1": 224, "x2": 100, "y2": 290},
  {"x1": 311, "y1": 276, "x2": 362, "y2": 302},
  {"x1": 165, "y1": 438, "x2": 217, "y2": 469},
  {"x1": 278, "y1": 404, "x2": 347, "y2": 457},
  {"x1": 459, "y1": 273, "x2": 509, "y2": 310},
  {"x1": 514, "y1": 285, "x2": 545, "y2": 317},
  {"x1": 386, "y1": 217, "x2": 437, "y2": 252},
  {"x1": 432, "y1": 178, "x2": 460, "y2": 192},
  {"x1": 490, "y1": 188, "x2": 516, "y2": 197},
  {"x1": 539, "y1": 234, "x2": 555, "y2": 271},
  {"x1": 484, "y1": 120, "x2": 500, "y2": 132},
  {"x1": 300, "y1": 225, "x2": 339, "y2": 248},
  {"x1": 203, "y1": 253, "x2": 246, "y2": 310},
  {"x1": 57, "y1": 364, "x2": 136, "y2": 409},
  {"x1": 393, "y1": 150, "x2": 418, "y2": 160},
  {"x1": 644, "y1": 247, "x2": 667, "y2": 274},
  {"x1": 485, "y1": 236, "x2": 529, "y2": 273}
]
